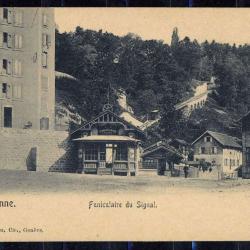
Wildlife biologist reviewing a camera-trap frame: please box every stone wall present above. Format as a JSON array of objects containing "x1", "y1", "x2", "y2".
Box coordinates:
[{"x1": 0, "y1": 128, "x2": 77, "y2": 173}]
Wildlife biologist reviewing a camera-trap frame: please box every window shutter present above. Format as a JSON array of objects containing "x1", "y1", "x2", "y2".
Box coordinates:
[
  {"x1": 7, "y1": 34, "x2": 12, "y2": 48},
  {"x1": 42, "y1": 52, "x2": 47, "y2": 67},
  {"x1": 7, "y1": 60, "x2": 12, "y2": 75},
  {"x1": 13, "y1": 85, "x2": 17, "y2": 98},
  {"x1": 214, "y1": 147, "x2": 217, "y2": 154},
  {"x1": 18, "y1": 85, "x2": 21, "y2": 98},
  {"x1": 199, "y1": 147, "x2": 202, "y2": 154},
  {"x1": 0, "y1": 32, "x2": 3, "y2": 47},
  {"x1": 13, "y1": 10, "x2": 16, "y2": 24},
  {"x1": 19, "y1": 10, "x2": 23, "y2": 25},
  {"x1": 47, "y1": 35, "x2": 51, "y2": 47},
  {"x1": 19, "y1": 35, "x2": 22, "y2": 48},
  {"x1": 0, "y1": 8, "x2": 3, "y2": 22},
  {"x1": 0, "y1": 60, "x2": 3, "y2": 74},
  {"x1": 42, "y1": 34, "x2": 46, "y2": 47},
  {"x1": 7, "y1": 9, "x2": 12, "y2": 24},
  {"x1": 18, "y1": 60, "x2": 22, "y2": 75},
  {"x1": 6, "y1": 84, "x2": 12, "y2": 98},
  {"x1": 0, "y1": 83, "x2": 3, "y2": 98},
  {"x1": 14, "y1": 34, "x2": 17, "y2": 48},
  {"x1": 14, "y1": 60, "x2": 17, "y2": 75}
]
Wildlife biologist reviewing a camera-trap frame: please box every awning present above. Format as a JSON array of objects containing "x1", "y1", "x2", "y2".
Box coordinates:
[{"x1": 73, "y1": 135, "x2": 140, "y2": 142}]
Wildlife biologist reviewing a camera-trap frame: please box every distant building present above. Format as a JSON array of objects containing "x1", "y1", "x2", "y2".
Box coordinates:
[
  {"x1": 142, "y1": 140, "x2": 183, "y2": 175},
  {"x1": 241, "y1": 112, "x2": 250, "y2": 178},
  {"x1": 169, "y1": 138, "x2": 190, "y2": 161},
  {"x1": 140, "y1": 110, "x2": 160, "y2": 131},
  {"x1": 71, "y1": 105, "x2": 145, "y2": 176},
  {"x1": 192, "y1": 130, "x2": 242, "y2": 173},
  {"x1": 175, "y1": 77, "x2": 216, "y2": 117},
  {"x1": 0, "y1": 8, "x2": 55, "y2": 129}
]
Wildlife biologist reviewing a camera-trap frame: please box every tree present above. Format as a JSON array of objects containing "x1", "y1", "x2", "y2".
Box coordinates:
[{"x1": 171, "y1": 27, "x2": 179, "y2": 47}]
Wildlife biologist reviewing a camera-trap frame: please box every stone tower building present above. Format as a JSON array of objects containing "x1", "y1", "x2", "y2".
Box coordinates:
[{"x1": 0, "y1": 8, "x2": 55, "y2": 130}]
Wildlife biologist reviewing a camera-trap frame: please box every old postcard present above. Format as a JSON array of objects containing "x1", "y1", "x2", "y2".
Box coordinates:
[{"x1": 0, "y1": 7, "x2": 250, "y2": 241}]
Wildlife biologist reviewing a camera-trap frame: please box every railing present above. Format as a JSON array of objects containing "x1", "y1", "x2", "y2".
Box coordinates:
[
  {"x1": 113, "y1": 162, "x2": 128, "y2": 171},
  {"x1": 83, "y1": 161, "x2": 136, "y2": 174}
]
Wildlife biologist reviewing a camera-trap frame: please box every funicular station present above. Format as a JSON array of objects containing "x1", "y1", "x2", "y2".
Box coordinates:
[{"x1": 71, "y1": 104, "x2": 145, "y2": 176}]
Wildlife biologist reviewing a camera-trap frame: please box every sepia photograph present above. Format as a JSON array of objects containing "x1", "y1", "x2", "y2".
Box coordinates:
[
  {"x1": 0, "y1": 8, "x2": 250, "y2": 194},
  {"x1": 1, "y1": 7, "x2": 250, "y2": 241}
]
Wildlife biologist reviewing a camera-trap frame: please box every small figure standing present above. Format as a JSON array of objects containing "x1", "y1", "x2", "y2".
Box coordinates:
[{"x1": 183, "y1": 165, "x2": 189, "y2": 178}]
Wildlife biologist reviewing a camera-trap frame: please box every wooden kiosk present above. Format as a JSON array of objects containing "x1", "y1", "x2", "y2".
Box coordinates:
[{"x1": 71, "y1": 105, "x2": 145, "y2": 176}]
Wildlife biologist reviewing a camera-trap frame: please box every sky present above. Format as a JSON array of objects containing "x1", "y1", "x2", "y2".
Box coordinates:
[{"x1": 55, "y1": 8, "x2": 250, "y2": 45}]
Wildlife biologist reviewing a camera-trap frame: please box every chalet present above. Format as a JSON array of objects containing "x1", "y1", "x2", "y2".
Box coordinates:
[
  {"x1": 142, "y1": 140, "x2": 183, "y2": 175},
  {"x1": 71, "y1": 104, "x2": 145, "y2": 176},
  {"x1": 192, "y1": 130, "x2": 242, "y2": 173},
  {"x1": 240, "y1": 112, "x2": 250, "y2": 178}
]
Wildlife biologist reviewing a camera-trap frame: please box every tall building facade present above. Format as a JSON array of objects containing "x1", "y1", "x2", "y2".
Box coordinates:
[{"x1": 0, "y1": 8, "x2": 55, "y2": 130}]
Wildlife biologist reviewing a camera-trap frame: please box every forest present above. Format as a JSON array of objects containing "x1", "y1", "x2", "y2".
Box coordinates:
[{"x1": 55, "y1": 27, "x2": 250, "y2": 142}]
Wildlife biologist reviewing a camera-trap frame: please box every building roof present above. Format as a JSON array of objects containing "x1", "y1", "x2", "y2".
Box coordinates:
[
  {"x1": 71, "y1": 110, "x2": 145, "y2": 138},
  {"x1": 142, "y1": 140, "x2": 184, "y2": 158},
  {"x1": 171, "y1": 138, "x2": 189, "y2": 146},
  {"x1": 73, "y1": 135, "x2": 139, "y2": 142},
  {"x1": 192, "y1": 130, "x2": 242, "y2": 149}
]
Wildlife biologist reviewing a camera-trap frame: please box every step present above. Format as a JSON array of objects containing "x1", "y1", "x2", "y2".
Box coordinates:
[{"x1": 97, "y1": 168, "x2": 112, "y2": 175}]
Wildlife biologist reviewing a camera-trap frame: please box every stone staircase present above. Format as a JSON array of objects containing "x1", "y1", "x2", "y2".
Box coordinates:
[{"x1": 97, "y1": 168, "x2": 112, "y2": 175}]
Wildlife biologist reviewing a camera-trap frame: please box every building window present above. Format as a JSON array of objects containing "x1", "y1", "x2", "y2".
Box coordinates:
[
  {"x1": 229, "y1": 159, "x2": 232, "y2": 169},
  {"x1": 99, "y1": 144, "x2": 106, "y2": 161},
  {"x1": 2, "y1": 83, "x2": 7, "y2": 94},
  {"x1": 199, "y1": 147, "x2": 206, "y2": 154},
  {"x1": 211, "y1": 147, "x2": 217, "y2": 154},
  {"x1": 115, "y1": 144, "x2": 128, "y2": 161},
  {"x1": 204, "y1": 136, "x2": 212, "y2": 142},
  {"x1": 40, "y1": 117, "x2": 49, "y2": 130},
  {"x1": 2, "y1": 59, "x2": 8, "y2": 74},
  {"x1": 3, "y1": 8, "x2": 8, "y2": 21},
  {"x1": 3, "y1": 32, "x2": 8, "y2": 44},
  {"x1": 4, "y1": 107, "x2": 12, "y2": 128},
  {"x1": 42, "y1": 52, "x2": 48, "y2": 68},
  {"x1": 1, "y1": 32, "x2": 12, "y2": 48},
  {"x1": 85, "y1": 144, "x2": 98, "y2": 161},
  {"x1": 232, "y1": 159, "x2": 235, "y2": 166},
  {"x1": 224, "y1": 159, "x2": 228, "y2": 166},
  {"x1": 42, "y1": 33, "x2": 51, "y2": 48}
]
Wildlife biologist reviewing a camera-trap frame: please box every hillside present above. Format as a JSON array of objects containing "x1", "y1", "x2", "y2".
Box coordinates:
[{"x1": 55, "y1": 27, "x2": 250, "y2": 140}]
